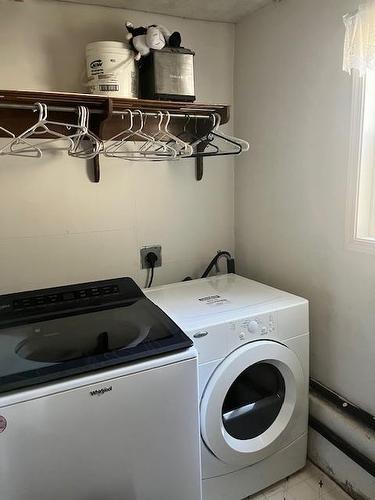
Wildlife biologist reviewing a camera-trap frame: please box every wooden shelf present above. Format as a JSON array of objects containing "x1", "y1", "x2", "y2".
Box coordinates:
[
  {"x1": 0, "y1": 90, "x2": 230, "y2": 116},
  {"x1": 0, "y1": 90, "x2": 229, "y2": 133}
]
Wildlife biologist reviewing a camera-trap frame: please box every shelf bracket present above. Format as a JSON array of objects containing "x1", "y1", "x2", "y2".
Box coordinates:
[
  {"x1": 91, "y1": 99, "x2": 113, "y2": 183},
  {"x1": 93, "y1": 153, "x2": 100, "y2": 183},
  {"x1": 196, "y1": 156, "x2": 204, "y2": 181},
  {"x1": 195, "y1": 140, "x2": 210, "y2": 181}
]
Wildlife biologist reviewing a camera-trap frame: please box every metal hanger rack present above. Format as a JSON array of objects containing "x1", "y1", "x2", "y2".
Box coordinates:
[{"x1": 0, "y1": 90, "x2": 249, "y2": 182}]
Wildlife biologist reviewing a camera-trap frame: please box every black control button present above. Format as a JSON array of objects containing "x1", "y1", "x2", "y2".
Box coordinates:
[{"x1": 63, "y1": 292, "x2": 75, "y2": 302}]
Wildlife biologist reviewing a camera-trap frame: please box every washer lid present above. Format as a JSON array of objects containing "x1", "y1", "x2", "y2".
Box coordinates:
[
  {"x1": 146, "y1": 274, "x2": 306, "y2": 330},
  {"x1": 200, "y1": 340, "x2": 305, "y2": 467},
  {"x1": 0, "y1": 278, "x2": 192, "y2": 394}
]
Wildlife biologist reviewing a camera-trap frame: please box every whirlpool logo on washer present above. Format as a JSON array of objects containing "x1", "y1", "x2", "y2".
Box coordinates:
[{"x1": 90, "y1": 386, "x2": 112, "y2": 397}]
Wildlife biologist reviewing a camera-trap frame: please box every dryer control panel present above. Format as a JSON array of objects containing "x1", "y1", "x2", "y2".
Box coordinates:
[
  {"x1": 229, "y1": 313, "x2": 277, "y2": 351},
  {"x1": 190, "y1": 312, "x2": 278, "y2": 363},
  {"x1": 239, "y1": 313, "x2": 276, "y2": 337}
]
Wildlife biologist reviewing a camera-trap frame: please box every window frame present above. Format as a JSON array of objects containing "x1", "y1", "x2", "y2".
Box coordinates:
[{"x1": 346, "y1": 72, "x2": 375, "y2": 253}]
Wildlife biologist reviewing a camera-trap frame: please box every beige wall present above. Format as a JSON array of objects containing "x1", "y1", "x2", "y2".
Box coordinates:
[
  {"x1": 5, "y1": 0, "x2": 372, "y2": 418},
  {"x1": 0, "y1": 0, "x2": 235, "y2": 293},
  {"x1": 234, "y1": 0, "x2": 375, "y2": 414}
]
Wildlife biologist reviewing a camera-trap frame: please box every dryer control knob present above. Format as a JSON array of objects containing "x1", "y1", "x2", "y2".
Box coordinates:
[{"x1": 247, "y1": 320, "x2": 260, "y2": 335}]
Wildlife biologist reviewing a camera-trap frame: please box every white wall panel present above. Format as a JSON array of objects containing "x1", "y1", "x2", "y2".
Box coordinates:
[
  {"x1": 234, "y1": 0, "x2": 375, "y2": 414},
  {"x1": 0, "y1": 0, "x2": 235, "y2": 293}
]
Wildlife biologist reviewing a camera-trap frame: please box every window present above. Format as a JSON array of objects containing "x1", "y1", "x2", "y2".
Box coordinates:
[{"x1": 347, "y1": 70, "x2": 375, "y2": 252}]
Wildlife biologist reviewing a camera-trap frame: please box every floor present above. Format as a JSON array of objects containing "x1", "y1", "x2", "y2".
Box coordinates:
[{"x1": 247, "y1": 461, "x2": 352, "y2": 500}]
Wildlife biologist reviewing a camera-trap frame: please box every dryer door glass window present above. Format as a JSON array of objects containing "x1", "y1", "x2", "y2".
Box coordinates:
[{"x1": 222, "y1": 362, "x2": 285, "y2": 440}]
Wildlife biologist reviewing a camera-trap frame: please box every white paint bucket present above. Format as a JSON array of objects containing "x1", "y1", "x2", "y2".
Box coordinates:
[{"x1": 85, "y1": 41, "x2": 138, "y2": 98}]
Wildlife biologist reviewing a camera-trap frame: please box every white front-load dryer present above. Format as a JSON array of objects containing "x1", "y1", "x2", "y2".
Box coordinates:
[{"x1": 146, "y1": 274, "x2": 309, "y2": 500}]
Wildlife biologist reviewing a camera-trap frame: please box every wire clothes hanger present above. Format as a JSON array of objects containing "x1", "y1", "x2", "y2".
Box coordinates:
[
  {"x1": 155, "y1": 112, "x2": 248, "y2": 159},
  {"x1": 189, "y1": 113, "x2": 250, "y2": 158},
  {"x1": 211, "y1": 112, "x2": 250, "y2": 151},
  {"x1": 191, "y1": 114, "x2": 220, "y2": 155}
]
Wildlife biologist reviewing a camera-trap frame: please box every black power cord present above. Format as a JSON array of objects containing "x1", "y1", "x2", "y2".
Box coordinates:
[
  {"x1": 182, "y1": 251, "x2": 236, "y2": 282},
  {"x1": 146, "y1": 251, "x2": 158, "y2": 288},
  {"x1": 201, "y1": 251, "x2": 235, "y2": 278}
]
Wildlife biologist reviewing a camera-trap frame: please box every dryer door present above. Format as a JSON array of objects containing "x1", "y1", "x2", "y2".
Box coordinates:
[{"x1": 200, "y1": 340, "x2": 305, "y2": 466}]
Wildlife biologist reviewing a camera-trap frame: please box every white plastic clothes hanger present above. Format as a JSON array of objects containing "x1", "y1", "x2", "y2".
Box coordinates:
[
  {"x1": 69, "y1": 106, "x2": 103, "y2": 159},
  {"x1": 0, "y1": 123, "x2": 43, "y2": 158},
  {"x1": 6, "y1": 103, "x2": 74, "y2": 155},
  {"x1": 160, "y1": 111, "x2": 193, "y2": 158},
  {"x1": 68, "y1": 105, "x2": 86, "y2": 157},
  {"x1": 104, "y1": 109, "x2": 139, "y2": 158},
  {"x1": 104, "y1": 109, "x2": 172, "y2": 160},
  {"x1": 0, "y1": 127, "x2": 15, "y2": 140},
  {"x1": 123, "y1": 109, "x2": 169, "y2": 160},
  {"x1": 4, "y1": 103, "x2": 88, "y2": 156},
  {"x1": 138, "y1": 111, "x2": 178, "y2": 161},
  {"x1": 153, "y1": 113, "x2": 213, "y2": 156},
  {"x1": 0, "y1": 126, "x2": 16, "y2": 154},
  {"x1": 138, "y1": 111, "x2": 179, "y2": 160},
  {"x1": 145, "y1": 111, "x2": 193, "y2": 159}
]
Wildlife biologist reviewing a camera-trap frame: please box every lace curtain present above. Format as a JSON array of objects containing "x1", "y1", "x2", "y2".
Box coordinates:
[{"x1": 343, "y1": 0, "x2": 375, "y2": 76}]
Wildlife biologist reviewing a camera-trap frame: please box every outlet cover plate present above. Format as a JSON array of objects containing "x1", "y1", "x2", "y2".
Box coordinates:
[{"x1": 140, "y1": 245, "x2": 162, "y2": 269}]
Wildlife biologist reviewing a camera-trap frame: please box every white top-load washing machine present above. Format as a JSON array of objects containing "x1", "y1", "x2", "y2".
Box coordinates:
[
  {"x1": 146, "y1": 274, "x2": 309, "y2": 500},
  {"x1": 0, "y1": 278, "x2": 202, "y2": 500}
]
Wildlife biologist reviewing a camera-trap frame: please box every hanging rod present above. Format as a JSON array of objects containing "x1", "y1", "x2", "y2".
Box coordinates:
[
  {"x1": 0, "y1": 102, "x2": 212, "y2": 120},
  {"x1": 0, "y1": 103, "x2": 101, "y2": 115},
  {"x1": 113, "y1": 110, "x2": 212, "y2": 120}
]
